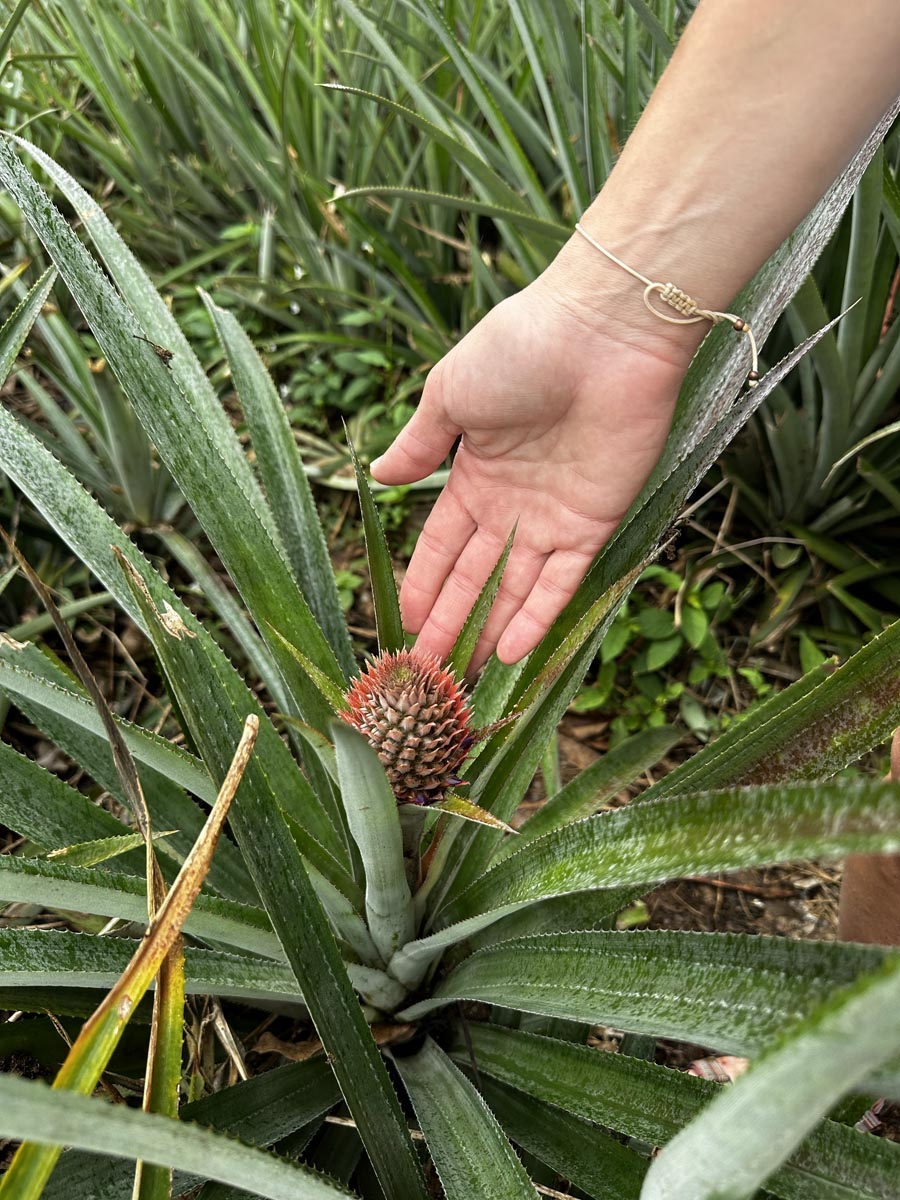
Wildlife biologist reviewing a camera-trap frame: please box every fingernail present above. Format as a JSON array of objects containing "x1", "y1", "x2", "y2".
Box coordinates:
[{"x1": 370, "y1": 455, "x2": 384, "y2": 472}]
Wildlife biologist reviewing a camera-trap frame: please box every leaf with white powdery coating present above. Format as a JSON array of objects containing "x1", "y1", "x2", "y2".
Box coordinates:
[
  {"x1": 451, "y1": 1024, "x2": 900, "y2": 1200},
  {"x1": 333, "y1": 722, "x2": 414, "y2": 964},
  {"x1": 0, "y1": 854, "x2": 283, "y2": 961},
  {"x1": 0, "y1": 928, "x2": 305, "y2": 1008},
  {"x1": 400, "y1": 929, "x2": 888, "y2": 1056},
  {"x1": 391, "y1": 776, "x2": 900, "y2": 976},
  {"x1": 642, "y1": 954, "x2": 900, "y2": 1200}
]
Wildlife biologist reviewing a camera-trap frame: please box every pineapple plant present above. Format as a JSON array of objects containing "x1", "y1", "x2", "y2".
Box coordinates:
[{"x1": 0, "y1": 110, "x2": 900, "y2": 1200}]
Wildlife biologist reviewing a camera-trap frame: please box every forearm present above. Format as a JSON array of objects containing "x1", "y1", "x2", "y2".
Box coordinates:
[{"x1": 547, "y1": 0, "x2": 900, "y2": 361}]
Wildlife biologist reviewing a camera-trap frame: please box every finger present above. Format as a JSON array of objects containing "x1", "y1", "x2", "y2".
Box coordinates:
[
  {"x1": 464, "y1": 542, "x2": 549, "y2": 675},
  {"x1": 371, "y1": 370, "x2": 459, "y2": 485},
  {"x1": 400, "y1": 488, "x2": 476, "y2": 635},
  {"x1": 413, "y1": 529, "x2": 534, "y2": 665},
  {"x1": 495, "y1": 548, "x2": 596, "y2": 665}
]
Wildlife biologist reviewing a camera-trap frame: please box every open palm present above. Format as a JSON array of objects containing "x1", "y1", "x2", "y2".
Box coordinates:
[{"x1": 372, "y1": 281, "x2": 693, "y2": 672}]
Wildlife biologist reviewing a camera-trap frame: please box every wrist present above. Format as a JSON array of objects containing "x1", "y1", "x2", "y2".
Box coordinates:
[{"x1": 537, "y1": 190, "x2": 752, "y2": 371}]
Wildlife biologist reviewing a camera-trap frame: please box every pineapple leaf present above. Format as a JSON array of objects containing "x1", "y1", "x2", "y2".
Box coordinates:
[
  {"x1": 0, "y1": 921, "x2": 396, "y2": 1018},
  {"x1": 276, "y1": 715, "x2": 340, "y2": 783},
  {"x1": 6, "y1": 135, "x2": 273, "y2": 535},
  {"x1": 0, "y1": 855, "x2": 284, "y2": 962},
  {"x1": 0, "y1": 138, "x2": 346, "y2": 705},
  {"x1": 0, "y1": 716, "x2": 258, "y2": 1198},
  {"x1": 0, "y1": 385, "x2": 343, "y2": 888},
  {"x1": 335, "y1": 184, "x2": 568, "y2": 237},
  {"x1": 424, "y1": 627, "x2": 614, "y2": 922},
  {"x1": 447, "y1": 523, "x2": 516, "y2": 679},
  {"x1": 347, "y1": 434, "x2": 405, "y2": 655},
  {"x1": 470, "y1": 654, "x2": 528, "y2": 729},
  {"x1": 0, "y1": 736, "x2": 145, "y2": 866},
  {"x1": 468, "y1": 889, "x2": 629, "y2": 953},
  {"x1": 0, "y1": 1074, "x2": 352, "y2": 1200},
  {"x1": 431, "y1": 793, "x2": 518, "y2": 834},
  {"x1": 0, "y1": 642, "x2": 214, "y2": 800},
  {"x1": 45, "y1": 830, "x2": 176, "y2": 870},
  {"x1": 0, "y1": 928, "x2": 404, "y2": 1013},
  {"x1": 642, "y1": 954, "x2": 900, "y2": 1200},
  {"x1": 134, "y1": 937, "x2": 186, "y2": 1200},
  {"x1": 324, "y1": 84, "x2": 530, "y2": 213},
  {"x1": 645, "y1": 615, "x2": 900, "y2": 798},
  {"x1": 119, "y1": 555, "x2": 429, "y2": 1200},
  {"x1": 394, "y1": 1037, "x2": 538, "y2": 1200},
  {"x1": 401, "y1": 929, "x2": 890, "y2": 1058},
  {"x1": 496, "y1": 723, "x2": 679, "y2": 857},
  {"x1": 451, "y1": 1024, "x2": 900, "y2": 1200},
  {"x1": 158, "y1": 529, "x2": 290, "y2": 712},
  {"x1": 268, "y1": 625, "x2": 349, "y2": 715},
  {"x1": 0, "y1": 264, "x2": 56, "y2": 377},
  {"x1": 480, "y1": 1076, "x2": 647, "y2": 1200},
  {"x1": 445, "y1": 777, "x2": 900, "y2": 931},
  {"x1": 303, "y1": 860, "x2": 384, "y2": 970},
  {"x1": 201, "y1": 291, "x2": 355, "y2": 678},
  {"x1": 0, "y1": 641, "x2": 253, "y2": 904},
  {"x1": 43, "y1": 1058, "x2": 341, "y2": 1199},
  {"x1": 333, "y1": 722, "x2": 415, "y2": 965},
  {"x1": 396, "y1": 776, "x2": 900, "y2": 974},
  {"x1": 112, "y1": 551, "x2": 356, "y2": 899}
]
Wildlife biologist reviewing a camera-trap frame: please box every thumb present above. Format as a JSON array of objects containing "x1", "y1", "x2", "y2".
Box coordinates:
[{"x1": 371, "y1": 373, "x2": 460, "y2": 485}]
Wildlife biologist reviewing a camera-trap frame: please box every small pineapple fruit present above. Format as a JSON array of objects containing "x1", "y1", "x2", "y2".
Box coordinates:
[{"x1": 342, "y1": 649, "x2": 474, "y2": 805}]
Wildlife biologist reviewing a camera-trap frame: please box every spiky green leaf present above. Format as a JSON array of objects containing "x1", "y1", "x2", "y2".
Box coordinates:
[
  {"x1": 347, "y1": 437, "x2": 404, "y2": 654},
  {"x1": 0, "y1": 1075, "x2": 352, "y2": 1200},
  {"x1": 201, "y1": 291, "x2": 353, "y2": 676},
  {"x1": 401, "y1": 930, "x2": 889, "y2": 1057},
  {"x1": 395, "y1": 777, "x2": 900, "y2": 978},
  {"x1": 395, "y1": 1038, "x2": 537, "y2": 1200},
  {"x1": 643, "y1": 954, "x2": 900, "y2": 1200}
]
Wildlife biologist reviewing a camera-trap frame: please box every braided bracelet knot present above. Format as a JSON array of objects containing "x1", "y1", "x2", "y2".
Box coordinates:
[
  {"x1": 658, "y1": 281, "x2": 698, "y2": 316},
  {"x1": 574, "y1": 222, "x2": 760, "y2": 388}
]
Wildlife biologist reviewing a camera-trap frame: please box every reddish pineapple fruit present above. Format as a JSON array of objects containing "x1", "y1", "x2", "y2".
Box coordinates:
[{"x1": 342, "y1": 649, "x2": 474, "y2": 805}]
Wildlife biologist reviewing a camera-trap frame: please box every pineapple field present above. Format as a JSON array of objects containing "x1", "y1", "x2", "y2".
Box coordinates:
[{"x1": 2, "y1": 3, "x2": 900, "y2": 1200}]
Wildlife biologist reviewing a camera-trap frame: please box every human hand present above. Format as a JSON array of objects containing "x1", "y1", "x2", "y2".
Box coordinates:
[{"x1": 371, "y1": 258, "x2": 698, "y2": 673}]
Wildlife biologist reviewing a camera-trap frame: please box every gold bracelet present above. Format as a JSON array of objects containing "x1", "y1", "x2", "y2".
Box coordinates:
[{"x1": 574, "y1": 222, "x2": 760, "y2": 388}]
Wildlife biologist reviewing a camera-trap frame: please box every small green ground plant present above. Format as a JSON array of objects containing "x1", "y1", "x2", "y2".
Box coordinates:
[
  {"x1": 572, "y1": 563, "x2": 743, "y2": 745},
  {"x1": 2, "y1": 122, "x2": 900, "y2": 1200}
]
